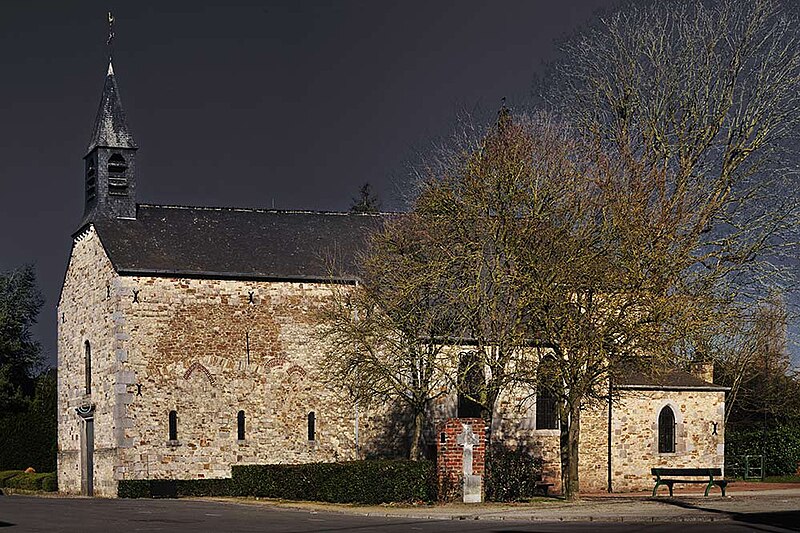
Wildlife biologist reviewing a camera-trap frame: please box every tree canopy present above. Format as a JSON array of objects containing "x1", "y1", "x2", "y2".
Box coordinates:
[{"x1": 0, "y1": 265, "x2": 44, "y2": 412}]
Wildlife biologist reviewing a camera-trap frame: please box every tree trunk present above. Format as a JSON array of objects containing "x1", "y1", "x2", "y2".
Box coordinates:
[
  {"x1": 559, "y1": 401, "x2": 581, "y2": 501},
  {"x1": 409, "y1": 410, "x2": 425, "y2": 460}
]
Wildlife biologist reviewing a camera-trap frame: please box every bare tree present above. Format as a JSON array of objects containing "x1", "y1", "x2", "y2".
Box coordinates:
[
  {"x1": 316, "y1": 214, "x2": 451, "y2": 459},
  {"x1": 536, "y1": 0, "x2": 800, "y2": 498},
  {"x1": 715, "y1": 293, "x2": 799, "y2": 426}
]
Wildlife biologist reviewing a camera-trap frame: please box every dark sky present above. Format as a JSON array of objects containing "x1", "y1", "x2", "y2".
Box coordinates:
[{"x1": 1, "y1": 0, "x2": 620, "y2": 366}]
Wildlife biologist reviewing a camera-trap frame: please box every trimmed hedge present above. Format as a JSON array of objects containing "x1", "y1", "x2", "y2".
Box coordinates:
[
  {"x1": 485, "y1": 444, "x2": 544, "y2": 502},
  {"x1": 117, "y1": 479, "x2": 235, "y2": 499},
  {"x1": 118, "y1": 459, "x2": 436, "y2": 503},
  {"x1": 0, "y1": 470, "x2": 57, "y2": 491},
  {"x1": 235, "y1": 460, "x2": 435, "y2": 503}
]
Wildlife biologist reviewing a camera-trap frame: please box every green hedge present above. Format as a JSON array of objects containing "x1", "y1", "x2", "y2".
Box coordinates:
[
  {"x1": 235, "y1": 460, "x2": 435, "y2": 503},
  {"x1": 0, "y1": 470, "x2": 57, "y2": 491},
  {"x1": 485, "y1": 444, "x2": 544, "y2": 501},
  {"x1": 118, "y1": 459, "x2": 436, "y2": 503},
  {"x1": 726, "y1": 424, "x2": 800, "y2": 476},
  {"x1": 0, "y1": 372, "x2": 57, "y2": 473}
]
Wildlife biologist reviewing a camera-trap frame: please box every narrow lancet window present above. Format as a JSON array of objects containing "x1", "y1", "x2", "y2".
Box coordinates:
[
  {"x1": 237, "y1": 410, "x2": 245, "y2": 441},
  {"x1": 168, "y1": 410, "x2": 178, "y2": 441},
  {"x1": 307, "y1": 411, "x2": 316, "y2": 441},
  {"x1": 658, "y1": 405, "x2": 676, "y2": 453},
  {"x1": 535, "y1": 358, "x2": 558, "y2": 430},
  {"x1": 84, "y1": 341, "x2": 92, "y2": 395},
  {"x1": 535, "y1": 387, "x2": 558, "y2": 430}
]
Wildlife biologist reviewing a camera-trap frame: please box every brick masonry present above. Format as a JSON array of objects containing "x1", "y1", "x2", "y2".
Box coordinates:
[{"x1": 437, "y1": 418, "x2": 486, "y2": 502}]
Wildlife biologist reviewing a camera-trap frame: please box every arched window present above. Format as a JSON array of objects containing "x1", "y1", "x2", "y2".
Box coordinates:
[
  {"x1": 168, "y1": 410, "x2": 178, "y2": 441},
  {"x1": 658, "y1": 405, "x2": 676, "y2": 453},
  {"x1": 307, "y1": 411, "x2": 316, "y2": 441},
  {"x1": 237, "y1": 410, "x2": 245, "y2": 441},
  {"x1": 535, "y1": 387, "x2": 558, "y2": 430},
  {"x1": 535, "y1": 357, "x2": 558, "y2": 430},
  {"x1": 84, "y1": 341, "x2": 92, "y2": 395},
  {"x1": 457, "y1": 351, "x2": 484, "y2": 418}
]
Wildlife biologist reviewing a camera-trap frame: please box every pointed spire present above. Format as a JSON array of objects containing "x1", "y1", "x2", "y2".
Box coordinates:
[{"x1": 87, "y1": 60, "x2": 137, "y2": 152}]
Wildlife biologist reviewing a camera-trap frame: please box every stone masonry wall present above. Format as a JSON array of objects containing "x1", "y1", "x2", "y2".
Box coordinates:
[
  {"x1": 113, "y1": 273, "x2": 390, "y2": 484},
  {"x1": 57, "y1": 226, "x2": 122, "y2": 496}
]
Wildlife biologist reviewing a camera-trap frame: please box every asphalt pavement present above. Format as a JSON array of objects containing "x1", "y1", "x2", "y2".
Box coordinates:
[{"x1": 0, "y1": 489, "x2": 798, "y2": 533}]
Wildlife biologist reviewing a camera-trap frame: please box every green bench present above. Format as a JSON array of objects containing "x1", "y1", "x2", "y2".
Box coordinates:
[{"x1": 651, "y1": 467, "x2": 729, "y2": 497}]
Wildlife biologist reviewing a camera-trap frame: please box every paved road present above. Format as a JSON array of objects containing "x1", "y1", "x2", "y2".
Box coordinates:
[{"x1": 1, "y1": 496, "x2": 799, "y2": 533}]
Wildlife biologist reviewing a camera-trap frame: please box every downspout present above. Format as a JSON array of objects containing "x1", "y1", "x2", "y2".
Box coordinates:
[
  {"x1": 354, "y1": 280, "x2": 360, "y2": 459},
  {"x1": 607, "y1": 380, "x2": 613, "y2": 493}
]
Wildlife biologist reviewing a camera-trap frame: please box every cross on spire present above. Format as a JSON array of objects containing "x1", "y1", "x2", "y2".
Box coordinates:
[{"x1": 107, "y1": 12, "x2": 115, "y2": 62}]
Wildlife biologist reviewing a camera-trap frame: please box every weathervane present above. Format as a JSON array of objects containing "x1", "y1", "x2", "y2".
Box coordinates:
[{"x1": 107, "y1": 11, "x2": 115, "y2": 62}]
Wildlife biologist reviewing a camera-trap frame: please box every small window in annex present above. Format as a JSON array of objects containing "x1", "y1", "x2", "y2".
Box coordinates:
[
  {"x1": 658, "y1": 405, "x2": 676, "y2": 453},
  {"x1": 168, "y1": 410, "x2": 178, "y2": 441},
  {"x1": 84, "y1": 341, "x2": 92, "y2": 395},
  {"x1": 307, "y1": 411, "x2": 316, "y2": 441},
  {"x1": 237, "y1": 410, "x2": 245, "y2": 440}
]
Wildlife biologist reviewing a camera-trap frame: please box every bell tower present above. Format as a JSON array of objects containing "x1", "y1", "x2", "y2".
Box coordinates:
[{"x1": 83, "y1": 61, "x2": 138, "y2": 223}]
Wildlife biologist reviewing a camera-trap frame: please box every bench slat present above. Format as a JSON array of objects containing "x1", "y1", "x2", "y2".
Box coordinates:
[{"x1": 651, "y1": 468, "x2": 722, "y2": 476}]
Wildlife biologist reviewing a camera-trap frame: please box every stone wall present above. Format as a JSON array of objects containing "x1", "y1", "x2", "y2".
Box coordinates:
[
  {"x1": 112, "y1": 272, "x2": 393, "y2": 484},
  {"x1": 57, "y1": 226, "x2": 122, "y2": 496}
]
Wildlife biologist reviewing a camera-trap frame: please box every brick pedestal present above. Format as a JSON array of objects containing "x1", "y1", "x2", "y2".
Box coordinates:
[{"x1": 437, "y1": 418, "x2": 487, "y2": 502}]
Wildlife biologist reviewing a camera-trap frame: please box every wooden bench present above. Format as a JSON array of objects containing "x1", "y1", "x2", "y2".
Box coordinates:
[{"x1": 651, "y1": 468, "x2": 729, "y2": 497}]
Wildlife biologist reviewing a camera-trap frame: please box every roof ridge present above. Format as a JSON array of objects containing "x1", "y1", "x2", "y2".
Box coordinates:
[{"x1": 137, "y1": 203, "x2": 393, "y2": 216}]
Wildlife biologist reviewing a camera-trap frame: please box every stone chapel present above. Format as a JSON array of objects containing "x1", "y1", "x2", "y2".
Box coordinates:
[{"x1": 58, "y1": 60, "x2": 728, "y2": 497}]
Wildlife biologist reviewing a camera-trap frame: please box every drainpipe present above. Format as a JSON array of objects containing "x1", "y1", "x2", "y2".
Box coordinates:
[
  {"x1": 607, "y1": 381, "x2": 613, "y2": 493},
  {"x1": 354, "y1": 280, "x2": 360, "y2": 459},
  {"x1": 355, "y1": 402, "x2": 360, "y2": 459}
]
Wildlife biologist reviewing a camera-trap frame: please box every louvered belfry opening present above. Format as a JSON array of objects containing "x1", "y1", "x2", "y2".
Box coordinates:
[{"x1": 107, "y1": 153, "x2": 129, "y2": 196}]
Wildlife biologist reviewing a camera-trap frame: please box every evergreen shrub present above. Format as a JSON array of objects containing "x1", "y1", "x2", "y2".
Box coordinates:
[
  {"x1": 726, "y1": 424, "x2": 800, "y2": 476},
  {"x1": 0, "y1": 470, "x2": 57, "y2": 491},
  {"x1": 485, "y1": 444, "x2": 545, "y2": 501},
  {"x1": 118, "y1": 459, "x2": 436, "y2": 503}
]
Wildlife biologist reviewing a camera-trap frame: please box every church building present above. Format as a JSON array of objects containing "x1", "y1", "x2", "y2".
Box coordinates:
[{"x1": 58, "y1": 59, "x2": 728, "y2": 497}]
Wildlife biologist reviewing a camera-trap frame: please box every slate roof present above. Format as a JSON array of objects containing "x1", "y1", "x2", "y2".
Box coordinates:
[
  {"x1": 87, "y1": 62, "x2": 137, "y2": 152},
  {"x1": 615, "y1": 370, "x2": 728, "y2": 391},
  {"x1": 90, "y1": 204, "x2": 386, "y2": 281}
]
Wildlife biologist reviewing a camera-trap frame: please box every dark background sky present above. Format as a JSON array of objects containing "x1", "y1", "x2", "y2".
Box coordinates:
[
  {"x1": 0, "y1": 0, "x2": 617, "y2": 367},
  {"x1": 3, "y1": 1, "x2": 796, "y2": 368}
]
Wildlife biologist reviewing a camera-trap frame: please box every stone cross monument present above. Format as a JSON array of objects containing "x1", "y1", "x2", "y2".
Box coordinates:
[
  {"x1": 456, "y1": 423, "x2": 482, "y2": 503},
  {"x1": 437, "y1": 418, "x2": 486, "y2": 503}
]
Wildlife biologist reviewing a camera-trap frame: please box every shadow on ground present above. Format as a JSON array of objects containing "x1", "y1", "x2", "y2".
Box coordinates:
[
  {"x1": 652, "y1": 497, "x2": 800, "y2": 532},
  {"x1": 732, "y1": 510, "x2": 800, "y2": 532}
]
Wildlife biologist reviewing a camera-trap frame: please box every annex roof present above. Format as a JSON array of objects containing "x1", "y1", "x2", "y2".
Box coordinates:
[
  {"x1": 89, "y1": 204, "x2": 386, "y2": 282},
  {"x1": 616, "y1": 370, "x2": 729, "y2": 391}
]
